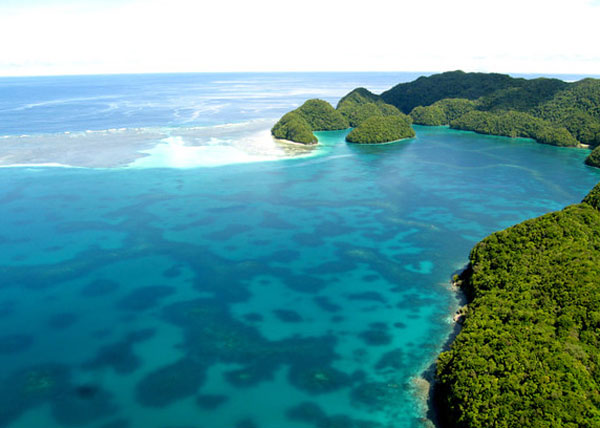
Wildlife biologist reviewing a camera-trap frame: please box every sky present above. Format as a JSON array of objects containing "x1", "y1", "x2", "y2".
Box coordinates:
[{"x1": 0, "y1": 0, "x2": 599, "y2": 76}]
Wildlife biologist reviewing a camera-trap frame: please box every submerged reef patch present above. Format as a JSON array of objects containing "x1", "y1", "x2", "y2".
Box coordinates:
[
  {"x1": 83, "y1": 329, "x2": 155, "y2": 374},
  {"x1": 116, "y1": 285, "x2": 175, "y2": 311},
  {"x1": 136, "y1": 358, "x2": 207, "y2": 407},
  {"x1": 81, "y1": 278, "x2": 120, "y2": 297}
]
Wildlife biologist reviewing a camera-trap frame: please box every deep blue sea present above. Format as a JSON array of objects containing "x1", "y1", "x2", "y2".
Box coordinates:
[{"x1": 0, "y1": 72, "x2": 599, "y2": 428}]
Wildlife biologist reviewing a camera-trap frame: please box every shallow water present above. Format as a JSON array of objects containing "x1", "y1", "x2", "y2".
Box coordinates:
[{"x1": 1, "y1": 73, "x2": 599, "y2": 428}]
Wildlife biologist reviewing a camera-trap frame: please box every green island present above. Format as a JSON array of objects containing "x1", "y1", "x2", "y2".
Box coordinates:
[
  {"x1": 435, "y1": 182, "x2": 600, "y2": 428},
  {"x1": 271, "y1": 99, "x2": 348, "y2": 145},
  {"x1": 345, "y1": 115, "x2": 415, "y2": 144},
  {"x1": 271, "y1": 88, "x2": 414, "y2": 144}
]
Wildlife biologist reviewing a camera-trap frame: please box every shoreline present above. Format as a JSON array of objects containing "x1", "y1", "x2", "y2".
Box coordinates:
[
  {"x1": 414, "y1": 264, "x2": 470, "y2": 428},
  {"x1": 346, "y1": 135, "x2": 415, "y2": 146},
  {"x1": 272, "y1": 135, "x2": 319, "y2": 147}
]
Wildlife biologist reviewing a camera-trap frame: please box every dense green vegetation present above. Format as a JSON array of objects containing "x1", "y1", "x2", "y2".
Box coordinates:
[
  {"x1": 436, "y1": 183, "x2": 600, "y2": 428},
  {"x1": 271, "y1": 112, "x2": 317, "y2": 145},
  {"x1": 345, "y1": 114, "x2": 414, "y2": 144},
  {"x1": 336, "y1": 87, "x2": 383, "y2": 111},
  {"x1": 410, "y1": 105, "x2": 446, "y2": 126},
  {"x1": 381, "y1": 71, "x2": 520, "y2": 114},
  {"x1": 336, "y1": 88, "x2": 402, "y2": 127},
  {"x1": 376, "y1": 71, "x2": 600, "y2": 153},
  {"x1": 451, "y1": 110, "x2": 579, "y2": 147},
  {"x1": 477, "y1": 78, "x2": 568, "y2": 112},
  {"x1": 410, "y1": 99, "x2": 478, "y2": 126},
  {"x1": 271, "y1": 99, "x2": 348, "y2": 144},
  {"x1": 342, "y1": 102, "x2": 402, "y2": 127},
  {"x1": 535, "y1": 79, "x2": 600, "y2": 146},
  {"x1": 294, "y1": 99, "x2": 349, "y2": 132},
  {"x1": 585, "y1": 145, "x2": 600, "y2": 168}
]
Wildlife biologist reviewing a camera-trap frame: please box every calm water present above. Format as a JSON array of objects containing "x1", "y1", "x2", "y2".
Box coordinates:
[{"x1": 0, "y1": 73, "x2": 599, "y2": 428}]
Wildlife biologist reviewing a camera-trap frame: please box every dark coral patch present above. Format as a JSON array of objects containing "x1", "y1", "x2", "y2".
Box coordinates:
[
  {"x1": 161, "y1": 298, "x2": 339, "y2": 392},
  {"x1": 136, "y1": 358, "x2": 206, "y2": 407},
  {"x1": 350, "y1": 381, "x2": 404, "y2": 411},
  {"x1": 358, "y1": 326, "x2": 392, "y2": 346},
  {"x1": 235, "y1": 418, "x2": 258, "y2": 428},
  {"x1": 1, "y1": 364, "x2": 69, "y2": 425},
  {"x1": 288, "y1": 365, "x2": 353, "y2": 394},
  {"x1": 0, "y1": 363, "x2": 118, "y2": 427},
  {"x1": 313, "y1": 296, "x2": 341, "y2": 313},
  {"x1": 260, "y1": 211, "x2": 295, "y2": 230},
  {"x1": 206, "y1": 224, "x2": 252, "y2": 240},
  {"x1": 347, "y1": 292, "x2": 386, "y2": 303},
  {"x1": 98, "y1": 419, "x2": 131, "y2": 428},
  {"x1": 163, "y1": 264, "x2": 183, "y2": 278},
  {"x1": 83, "y1": 329, "x2": 155, "y2": 374},
  {"x1": 196, "y1": 393, "x2": 228, "y2": 410},
  {"x1": 273, "y1": 309, "x2": 303, "y2": 323},
  {"x1": 293, "y1": 233, "x2": 324, "y2": 247},
  {"x1": 47, "y1": 312, "x2": 78, "y2": 329},
  {"x1": 223, "y1": 360, "x2": 277, "y2": 388},
  {"x1": 81, "y1": 278, "x2": 120, "y2": 297},
  {"x1": 375, "y1": 349, "x2": 405, "y2": 371},
  {"x1": 269, "y1": 249, "x2": 300, "y2": 263},
  {"x1": 242, "y1": 313, "x2": 263, "y2": 322},
  {"x1": 286, "y1": 401, "x2": 383, "y2": 428},
  {"x1": 330, "y1": 315, "x2": 345, "y2": 323},
  {"x1": 282, "y1": 275, "x2": 327, "y2": 294},
  {"x1": 117, "y1": 285, "x2": 175, "y2": 311},
  {"x1": 286, "y1": 401, "x2": 326, "y2": 425},
  {"x1": 0, "y1": 334, "x2": 33, "y2": 354},
  {"x1": 52, "y1": 384, "x2": 117, "y2": 427}
]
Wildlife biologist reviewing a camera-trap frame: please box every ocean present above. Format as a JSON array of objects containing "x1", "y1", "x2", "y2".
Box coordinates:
[{"x1": 0, "y1": 72, "x2": 598, "y2": 428}]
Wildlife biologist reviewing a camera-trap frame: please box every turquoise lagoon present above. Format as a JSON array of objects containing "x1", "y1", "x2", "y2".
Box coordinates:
[{"x1": 0, "y1": 73, "x2": 599, "y2": 428}]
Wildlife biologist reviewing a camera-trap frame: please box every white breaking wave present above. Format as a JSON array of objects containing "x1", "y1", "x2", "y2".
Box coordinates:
[{"x1": 0, "y1": 120, "x2": 319, "y2": 169}]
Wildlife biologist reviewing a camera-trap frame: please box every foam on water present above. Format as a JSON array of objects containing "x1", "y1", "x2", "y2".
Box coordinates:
[
  {"x1": 0, "y1": 120, "x2": 322, "y2": 169},
  {"x1": 128, "y1": 133, "x2": 281, "y2": 168}
]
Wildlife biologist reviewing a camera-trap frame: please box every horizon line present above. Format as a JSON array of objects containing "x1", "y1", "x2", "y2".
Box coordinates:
[{"x1": 1, "y1": 69, "x2": 600, "y2": 79}]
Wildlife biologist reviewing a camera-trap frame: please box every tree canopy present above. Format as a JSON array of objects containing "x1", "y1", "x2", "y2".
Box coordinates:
[
  {"x1": 450, "y1": 110, "x2": 579, "y2": 147},
  {"x1": 271, "y1": 111, "x2": 317, "y2": 145},
  {"x1": 381, "y1": 71, "x2": 520, "y2": 114},
  {"x1": 270, "y1": 98, "x2": 348, "y2": 144},
  {"x1": 585, "y1": 145, "x2": 600, "y2": 168},
  {"x1": 436, "y1": 182, "x2": 600, "y2": 428},
  {"x1": 295, "y1": 99, "x2": 349, "y2": 131},
  {"x1": 345, "y1": 114, "x2": 414, "y2": 144}
]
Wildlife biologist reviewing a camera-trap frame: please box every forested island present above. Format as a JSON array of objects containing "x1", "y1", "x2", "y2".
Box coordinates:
[
  {"x1": 271, "y1": 89, "x2": 415, "y2": 144},
  {"x1": 272, "y1": 70, "x2": 600, "y2": 164},
  {"x1": 435, "y1": 183, "x2": 600, "y2": 427}
]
